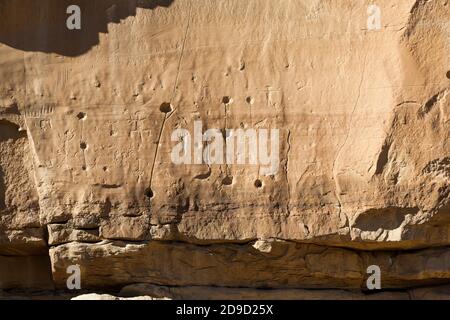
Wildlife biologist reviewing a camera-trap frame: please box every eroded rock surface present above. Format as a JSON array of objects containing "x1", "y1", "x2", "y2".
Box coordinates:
[{"x1": 0, "y1": 0, "x2": 449, "y2": 297}]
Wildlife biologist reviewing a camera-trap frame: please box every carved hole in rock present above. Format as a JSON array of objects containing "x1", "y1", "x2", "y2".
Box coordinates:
[
  {"x1": 254, "y1": 179, "x2": 263, "y2": 188},
  {"x1": 144, "y1": 188, "x2": 154, "y2": 199},
  {"x1": 103, "y1": 166, "x2": 108, "y2": 172},
  {"x1": 246, "y1": 96, "x2": 254, "y2": 105},
  {"x1": 80, "y1": 142, "x2": 87, "y2": 150},
  {"x1": 160, "y1": 102, "x2": 173, "y2": 113},
  {"x1": 447, "y1": 71, "x2": 450, "y2": 79},
  {"x1": 222, "y1": 176, "x2": 233, "y2": 186},
  {"x1": 222, "y1": 96, "x2": 232, "y2": 104},
  {"x1": 76, "y1": 112, "x2": 86, "y2": 120},
  {"x1": 81, "y1": 165, "x2": 87, "y2": 171}
]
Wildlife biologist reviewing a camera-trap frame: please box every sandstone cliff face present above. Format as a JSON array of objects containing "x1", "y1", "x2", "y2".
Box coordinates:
[{"x1": 0, "y1": 0, "x2": 449, "y2": 298}]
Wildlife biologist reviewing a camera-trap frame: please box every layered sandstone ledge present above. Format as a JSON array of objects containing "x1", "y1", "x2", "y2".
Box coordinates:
[{"x1": 0, "y1": 0, "x2": 449, "y2": 298}]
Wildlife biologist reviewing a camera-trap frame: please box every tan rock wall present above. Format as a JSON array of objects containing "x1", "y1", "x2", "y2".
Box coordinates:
[{"x1": 0, "y1": 0, "x2": 448, "y2": 295}]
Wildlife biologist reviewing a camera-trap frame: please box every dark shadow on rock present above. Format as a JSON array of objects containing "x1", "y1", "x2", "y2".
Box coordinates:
[
  {"x1": 0, "y1": 0, "x2": 174, "y2": 57},
  {"x1": 354, "y1": 207, "x2": 419, "y2": 232},
  {"x1": 0, "y1": 119, "x2": 26, "y2": 141}
]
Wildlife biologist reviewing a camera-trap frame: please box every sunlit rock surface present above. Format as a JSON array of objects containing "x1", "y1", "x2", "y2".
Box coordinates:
[{"x1": 0, "y1": 0, "x2": 449, "y2": 298}]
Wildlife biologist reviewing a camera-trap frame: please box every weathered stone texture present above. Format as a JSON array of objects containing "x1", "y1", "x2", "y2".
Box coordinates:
[{"x1": 0, "y1": 0, "x2": 449, "y2": 298}]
